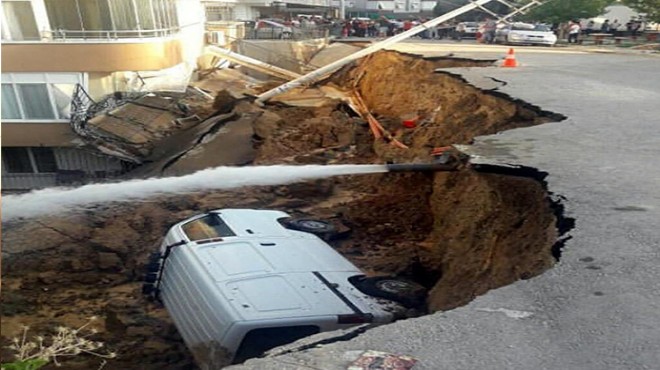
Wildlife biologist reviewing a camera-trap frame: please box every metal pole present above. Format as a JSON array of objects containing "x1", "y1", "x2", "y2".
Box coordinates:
[
  {"x1": 256, "y1": 0, "x2": 493, "y2": 104},
  {"x1": 502, "y1": 0, "x2": 543, "y2": 21}
]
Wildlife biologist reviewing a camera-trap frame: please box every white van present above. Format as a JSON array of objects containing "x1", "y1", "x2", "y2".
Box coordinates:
[{"x1": 143, "y1": 209, "x2": 425, "y2": 368}]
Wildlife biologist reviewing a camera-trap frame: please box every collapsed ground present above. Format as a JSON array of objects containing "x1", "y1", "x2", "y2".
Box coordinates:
[{"x1": 1, "y1": 50, "x2": 570, "y2": 369}]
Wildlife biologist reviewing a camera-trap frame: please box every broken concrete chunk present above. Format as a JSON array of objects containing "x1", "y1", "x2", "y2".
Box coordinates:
[{"x1": 348, "y1": 350, "x2": 418, "y2": 370}]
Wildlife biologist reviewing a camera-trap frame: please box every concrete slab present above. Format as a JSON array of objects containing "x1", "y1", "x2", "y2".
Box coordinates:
[{"x1": 162, "y1": 113, "x2": 257, "y2": 176}]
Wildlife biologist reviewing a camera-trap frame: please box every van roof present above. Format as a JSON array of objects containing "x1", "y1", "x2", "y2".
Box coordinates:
[
  {"x1": 173, "y1": 209, "x2": 386, "y2": 321},
  {"x1": 188, "y1": 240, "x2": 379, "y2": 321},
  {"x1": 222, "y1": 271, "x2": 382, "y2": 320},
  {"x1": 213, "y1": 209, "x2": 297, "y2": 238},
  {"x1": 192, "y1": 237, "x2": 357, "y2": 277}
]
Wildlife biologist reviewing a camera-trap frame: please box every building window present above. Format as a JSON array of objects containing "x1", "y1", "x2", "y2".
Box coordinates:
[
  {"x1": 1, "y1": 73, "x2": 83, "y2": 121},
  {"x1": 1, "y1": 83, "x2": 21, "y2": 119},
  {"x1": 43, "y1": 0, "x2": 180, "y2": 39},
  {"x1": 2, "y1": 147, "x2": 58, "y2": 174},
  {"x1": 17, "y1": 84, "x2": 56, "y2": 119},
  {"x1": 32, "y1": 147, "x2": 59, "y2": 173},
  {"x1": 205, "y1": 5, "x2": 234, "y2": 22},
  {"x1": 2, "y1": 147, "x2": 34, "y2": 173},
  {"x1": 1, "y1": 1, "x2": 39, "y2": 40}
]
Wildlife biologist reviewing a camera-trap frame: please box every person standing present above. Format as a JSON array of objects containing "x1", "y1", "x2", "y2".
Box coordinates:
[
  {"x1": 610, "y1": 19, "x2": 620, "y2": 35},
  {"x1": 484, "y1": 18, "x2": 497, "y2": 44},
  {"x1": 378, "y1": 17, "x2": 389, "y2": 37},
  {"x1": 631, "y1": 18, "x2": 642, "y2": 38},
  {"x1": 455, "y1": 22, "x2": 465, "y2": 41},
  {"x1": 585, "y1": 20, "x2": 595, "y2": 36},
  {"x1": 600, "y1": 19, "x2": 611, "y2": 33},
  {"x1": 403, "y1": 19, "x2": 413, "y2": 32},
  {"x1": 568, "y1": 21, "x2": 581, "y2": 43},
  {"x1": 342, "y1": 20, "x2": 350, "y2": 38}
]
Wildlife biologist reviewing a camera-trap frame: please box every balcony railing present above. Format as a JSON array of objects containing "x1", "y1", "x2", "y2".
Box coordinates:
[
  {"x1": 3, "y1": 22, "x2": 202, "y2": 42},
  {"x1": 45, "y1": 27, "x2": 181, "y2": 41}
]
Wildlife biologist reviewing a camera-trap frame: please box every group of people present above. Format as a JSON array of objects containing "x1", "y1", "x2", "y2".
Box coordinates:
[
  {"x1": 585, "y1": 17, "x2": 645, "y2": 37},
  {"x1": 567, "y1": 16, "x2": 647, "y2": 43},
  {"x1": 339, "y1": 17, "x2": 463, "y2": 39}
]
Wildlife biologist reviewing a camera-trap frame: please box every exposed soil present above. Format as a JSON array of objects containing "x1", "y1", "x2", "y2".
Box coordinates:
[{"x1": 1, "y1": 50, "x2": 569, "y2": 369}]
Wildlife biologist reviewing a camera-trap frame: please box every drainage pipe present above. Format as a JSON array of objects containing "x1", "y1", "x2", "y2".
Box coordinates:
[
  {"x1": 386, "y1": 162, "x2": 458, "y2": 173},
  {"x1": 206, "y1": 46, "x2": 303, "y2": 81},
  {"x1": 255, "y1": 0, "x2": 494, "y2": 104}
]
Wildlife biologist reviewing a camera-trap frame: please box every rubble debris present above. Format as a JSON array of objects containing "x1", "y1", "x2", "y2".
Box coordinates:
[
  {"x1": 193, "y1": 68, "x2": 263, "y2": 98},
  {"x1": 79, "y1": 89, "x2": 218, "y2": 164},
  {"x1": 348, "y1": 350, "x2": 418, "y2": 370}
]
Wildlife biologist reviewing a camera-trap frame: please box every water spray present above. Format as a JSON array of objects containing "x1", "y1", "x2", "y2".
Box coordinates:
[{"x1": 2, "y1": 163, "x2": 456, "y2": 222}]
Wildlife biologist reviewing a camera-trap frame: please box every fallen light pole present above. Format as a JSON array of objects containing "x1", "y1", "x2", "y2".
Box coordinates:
[{"x1": 255, "y1": 0, "x2": 494, "y2": 104}]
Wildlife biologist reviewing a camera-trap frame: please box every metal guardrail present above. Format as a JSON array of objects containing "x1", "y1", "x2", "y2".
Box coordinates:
[
  {"x1": 69, "y1": 84, "x2": 144, "y2": 137},
  {"x1": 70, "y1": 84, "x2": 97, "y2": 136}
]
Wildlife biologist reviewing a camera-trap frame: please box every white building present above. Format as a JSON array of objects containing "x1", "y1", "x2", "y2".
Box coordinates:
[
  {"x1": 203, "y1": 0, "x2": 334, "y2": 21},
  {"x1": 330, "y1": 0, "x2": 436, "y2": 16},
  {"x1": 1, "y1": 0, "x2": 206, "y2": 190}
]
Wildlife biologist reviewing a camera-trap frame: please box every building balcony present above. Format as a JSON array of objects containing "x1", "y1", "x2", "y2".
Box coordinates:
[
  {"x1": 1, "y1": 36, "x2": 186, "y2": 73},
  {"x1": 2, "y1": 122, "x2": 79, "y2": 147},
  {"x1": 1, "y1": 0, "x2": 204, "y2": 72}
]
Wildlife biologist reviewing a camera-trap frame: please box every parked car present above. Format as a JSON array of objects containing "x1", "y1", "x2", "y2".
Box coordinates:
[
  {"x1": 252, "y1": 19, "x2": 294, "y2": 39},
  {"x1": 495, "y1": 22, "x2": 557, "y2": 46},
  {"x1": 143, "y1": 209, "x2": 426, "y2": 367},
  {"x1": 454, "y1": 21, "x2": 479, "y2": 39}
]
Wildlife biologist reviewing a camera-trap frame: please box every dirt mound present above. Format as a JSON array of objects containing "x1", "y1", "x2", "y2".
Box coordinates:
[
  {"x1": 326, "y1": 50, "x2": 561, "y2": 160},
  {"x1": 1, "y1": 50, "x2": 570, "y2": 369}
]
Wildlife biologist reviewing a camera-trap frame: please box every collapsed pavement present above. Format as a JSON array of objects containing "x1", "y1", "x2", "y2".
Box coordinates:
[{"x1": 1, "y1": 49, "x2": 572, "y2": 369}]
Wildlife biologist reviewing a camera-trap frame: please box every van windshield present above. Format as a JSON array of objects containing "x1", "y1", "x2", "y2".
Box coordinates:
[{"x1": 182, "y1": 214, "x2": 236, "y2": 241}]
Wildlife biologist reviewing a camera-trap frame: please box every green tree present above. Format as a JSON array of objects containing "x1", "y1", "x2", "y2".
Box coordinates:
[
  {"x1": 622, "y1": 0, "x2": 660, "y2": 22},
  {"x1": 521, "y1": 0, "x2": 613, "y2": 24}
]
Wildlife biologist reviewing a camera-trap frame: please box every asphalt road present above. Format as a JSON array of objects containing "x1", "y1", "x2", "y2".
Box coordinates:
[{"x1": 230, "y1": 45, "x2": 660, "y2": 369}]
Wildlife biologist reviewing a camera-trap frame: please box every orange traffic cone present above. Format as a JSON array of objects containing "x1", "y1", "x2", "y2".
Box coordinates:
[{"x1": 502, "y1": 48, "x2": 518, "y2": 68}]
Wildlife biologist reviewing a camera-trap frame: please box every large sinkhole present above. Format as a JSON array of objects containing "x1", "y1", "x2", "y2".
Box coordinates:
[{"x1": 0, "y1": 50, "x2": 572, "y2": 369}]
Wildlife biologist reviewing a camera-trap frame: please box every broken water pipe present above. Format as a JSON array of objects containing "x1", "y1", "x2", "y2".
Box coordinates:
[{"x1": 1, "y1": 162, "x2": 459, "y2": 222}]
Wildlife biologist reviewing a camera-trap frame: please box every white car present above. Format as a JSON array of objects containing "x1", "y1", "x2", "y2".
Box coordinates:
[
  {"x1": 496, "y1": 22, "x2": 557, "y2": 46},
  {"x1": 455, "y1": 21, "x2": 479, "y2": 38},
  {"x1": 142, "y1": 209, "x2": 425, "y2": 368}
]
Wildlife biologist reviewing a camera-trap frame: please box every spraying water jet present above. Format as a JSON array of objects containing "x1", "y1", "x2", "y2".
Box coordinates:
[{"x1": 2, "y1": 163, "x2": 457, "y2": 222}]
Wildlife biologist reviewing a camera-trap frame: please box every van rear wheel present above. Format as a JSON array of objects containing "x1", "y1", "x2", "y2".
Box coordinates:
[
  {"x1": 352, "y1": 276, "x2": 427, "y2": 308},
  {"x1": 284, "y1": 219, "x2": 335, "y2": 236}
]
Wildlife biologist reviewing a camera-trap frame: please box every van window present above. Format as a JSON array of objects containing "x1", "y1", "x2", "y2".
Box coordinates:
[
  {"x1": 182, "y1": 214, "x2": 236, "y2": 241},
  {"x1": 233, "y1": 326, "x2": 320, "y2": 363}
]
